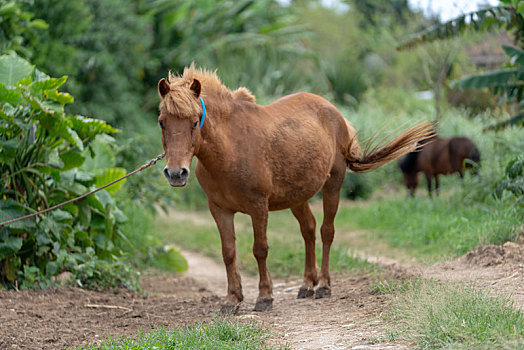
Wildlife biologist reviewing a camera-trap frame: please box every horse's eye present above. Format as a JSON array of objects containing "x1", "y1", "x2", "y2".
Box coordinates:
[
  {"x1": 192, "y1": 121, "x2": 198, "y2": 129},
  {"x1": 159, "y1": 120, "x2": 164, "y2": 129}
]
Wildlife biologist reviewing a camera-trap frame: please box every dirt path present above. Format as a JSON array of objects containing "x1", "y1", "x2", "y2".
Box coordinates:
[
  {"x1": 0, "y1": 250, "x2": 403, "y2": 350},
  {"x1": 181, "y1": 250, "x2": 405, "y2": 350},
  {"x1": 0, "y1": 208, "x2": 522, "y2": 349}
]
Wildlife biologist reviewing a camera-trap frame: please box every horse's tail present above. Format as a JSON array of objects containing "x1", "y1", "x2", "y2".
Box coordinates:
[{"x1": 346, "y1": 121, "x2": 436, "y2": 173}]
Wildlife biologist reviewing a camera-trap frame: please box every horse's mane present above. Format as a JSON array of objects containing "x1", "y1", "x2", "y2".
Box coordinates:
[{"x1": 161, "y1": 64, "x2": 255, "y2": 117}]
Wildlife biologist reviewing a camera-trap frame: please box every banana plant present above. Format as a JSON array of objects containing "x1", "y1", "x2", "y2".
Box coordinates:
[
  {"x1": 138, "y1": 0, "x2": 314, "y2": 96},
  {"x1": 451, "y1": 45, "x2": 524, "y2": 129},
  {"x1": 397, "y1": 0, "x2": 524, "y2": 129}
]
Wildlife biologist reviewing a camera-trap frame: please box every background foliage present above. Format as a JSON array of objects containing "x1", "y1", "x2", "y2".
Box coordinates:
[{"x1": 1, "y1": 0, "x2": 523, "y2": 290}]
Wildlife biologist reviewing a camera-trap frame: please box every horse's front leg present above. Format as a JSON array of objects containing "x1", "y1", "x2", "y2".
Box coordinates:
[
  {"x1": 425, "y1": 172, "x2": 433, "y2": 197},
  {"x1": 208, "y1": 200, "x2": 243, "y2": 314},
  {"x1": 250, "y1": 207, "x2": 273, "y2": 311}
]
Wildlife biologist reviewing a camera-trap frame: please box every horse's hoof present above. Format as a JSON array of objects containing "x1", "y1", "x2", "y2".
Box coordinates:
[
  {"x1": 315, "y1": 286, "x2": 331, "y2": 299},
  {"x1": 253, "y1": 297, "x2": 273, "y2": 312},
  {"x1": 297, "y1": 286, "x2": 315, "y2": 299},
  {"x1": 220, "y1": 303, "x2": 240, "y2": 315}
]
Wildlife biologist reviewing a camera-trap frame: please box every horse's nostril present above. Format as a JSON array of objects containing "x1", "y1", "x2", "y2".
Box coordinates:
[
  {"x1": 163, "y1": 167, "x2": 170, "y2": 178},
  {"x1": 180, "y1": 168, "x2": 189, "y2": 177}
]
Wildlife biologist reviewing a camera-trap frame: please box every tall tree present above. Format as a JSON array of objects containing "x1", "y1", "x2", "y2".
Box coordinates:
[{"x1": 29, "y1": 0, "x2": 152, "y2": 124}]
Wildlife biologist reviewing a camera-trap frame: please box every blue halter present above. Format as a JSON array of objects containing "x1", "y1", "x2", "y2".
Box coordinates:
[{"x1": 199, "y1": 97, "x2": 206, "y2": 129}]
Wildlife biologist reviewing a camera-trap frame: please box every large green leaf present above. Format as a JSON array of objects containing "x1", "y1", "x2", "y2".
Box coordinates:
[
  {"x1": 81, "y1": 135, "x2": 116, "y2": 171},
  {"x1": 0, "y1": 82, "x2": 22, "y2": 105},
  {"x1": 59, "y1": 181, "x2": 88, "y2": 196},
  {"x1": 88, "y1": 193, "x2": 105, "y2": 213},
  {"x1": 0, "y1": 55, "x2": 34, "y2": 86},
  {"x1": 51, "y1": 209, "x2": 73, "y2": 224},
  {"x1": 502, "y1": 45, "x2": 524, "y2": 66},
  {"x1": 397, "y1": 6, "x2": 513, "y2": 50},
  {"x1": 68, "y1": 115, "x2": 119, "y2": 140},
  {"x1": 0, "y1": 234, "x2": 23, "y2": 260},
  {"x1": 29, "y1": 76, "x2": 67, "y2": 93},
  {"x1": 0, "y1": 138, "x2": 19, "y2": 163},
  {"x1": 450, "y1": 68, "x2": 524, "y2": 89},
  {"x1": 0, "y1": 199, "x2": 36, "y2": 229},
  {"x1": 30, "y1": 76, "x2": 67, "y2": 93},
  {"x1": 77, "y1": 200, "x2": 92, "y2": 227},
  {"x1": 48, "y1": 122, "x2": 84, "y2": 151},
  {"x1": 94, "y1": 167, "x2": 127, "y2": 194},
  {"x1": 46, "y1": 90, "x2": 74, "y2": 106},
  {"x1": 95, "y1": 190, "x2": 114, "y2": 211},
  {"x1": 485, "y1": 112, "x2": 524, "y2": 130},
  {"x1": 47, "y1": 148, "x2": 64, "y2": 169},
  {"x1": 60, "y1": 150, "x2": 86, "y2": 171}
]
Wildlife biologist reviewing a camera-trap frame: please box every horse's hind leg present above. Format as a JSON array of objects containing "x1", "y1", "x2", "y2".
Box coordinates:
[
  {"x1": 291, "y1": 202, "x2": 318, "y2": 298},
  {"x1": 250, "y1": 205, "x2": 273, "y2": 311},
  {"x1": 208, "y1": 200, "x2": 243, "y2": 314},
  {"x1": 316, "y1": 167, "x2": 344, "y2": 299}
]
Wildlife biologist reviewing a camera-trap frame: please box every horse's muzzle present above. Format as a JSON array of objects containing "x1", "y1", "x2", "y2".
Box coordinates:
[{"x1": 164, "y1": 167, "x2": 189, "y2": 187}]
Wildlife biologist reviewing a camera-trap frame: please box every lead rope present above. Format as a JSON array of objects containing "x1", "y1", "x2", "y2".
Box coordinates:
[{"x1": 0, "y1": 153, "x2": 165, "y2": 228}]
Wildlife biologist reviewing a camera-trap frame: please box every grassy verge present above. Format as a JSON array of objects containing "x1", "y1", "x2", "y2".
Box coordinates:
[
  {"x1": 75, "y1": 317, "x2": 286, "y2": 350},
  {"x1": 374, "y1": 279, "x2": 524, "y2": 349},
  {"x1": 335, "y1": 193, "x2": 522, "y2": 262},
  {"x1": 154, "y1": 209, "x2": 376, "y2": 278}
]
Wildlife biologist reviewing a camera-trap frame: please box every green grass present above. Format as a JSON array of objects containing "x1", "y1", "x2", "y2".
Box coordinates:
[
  {"x1": 155, "y1": 209, "x2": 376, "y2": 278},
  {"x1": 335, "y1": 193, "x2": 522, "y2": 261},
  {"x1": 383, "y1": 279, "x2": 524, "y2": 349},
  {"x1": 75, "y1": 317, "x2": 286, "y2": 350},
  {"x1": 369, "y1": 277, "x2": 423, "y2": 295}
]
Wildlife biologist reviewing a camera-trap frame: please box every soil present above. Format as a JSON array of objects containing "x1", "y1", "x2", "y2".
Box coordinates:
[{"x1": 0, "y1": 213, "x2": 522, "y2": 350}]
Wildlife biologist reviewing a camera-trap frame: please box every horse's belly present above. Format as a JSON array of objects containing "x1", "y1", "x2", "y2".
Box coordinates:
[
  {"x1": 268, "y1": 186, "x2": 321, "y2": 211},
  {"x1": 267, "y1": 151, "x2": 333, "y2": 210}
]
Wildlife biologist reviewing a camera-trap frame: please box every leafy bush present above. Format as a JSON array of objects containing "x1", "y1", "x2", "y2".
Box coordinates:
[
  {"x1": 0, "y1": 0, "x2": 47, "y2": 58},
  {"x1": 494, "y1": 153, "x2": 524, "y2": 203},
  {"x1": 0, "y1": 54, "x2": 137, "y2": 290},
  {"x1": 340, "y1": 172, "x2": 373, "y2": 200},
  {"x1": 29, "y1": 0, "x2": 151, "y2": 125}
]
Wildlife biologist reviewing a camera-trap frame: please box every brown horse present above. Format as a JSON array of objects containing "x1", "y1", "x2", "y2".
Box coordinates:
[
  {"x1": 398, "y1": 136, "x2": 480, "y2": 196},
  {"x1": 157, "y1": 65, "x2": 434, "y2": 313}
]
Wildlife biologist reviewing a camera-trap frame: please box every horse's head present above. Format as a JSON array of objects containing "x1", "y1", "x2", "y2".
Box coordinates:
[
  {"x1": 398, "y1": 153, "x2": 419, "y2": 195},
  {"x1": 157, "y1": 77, "x2": 204, "y2": 187}
]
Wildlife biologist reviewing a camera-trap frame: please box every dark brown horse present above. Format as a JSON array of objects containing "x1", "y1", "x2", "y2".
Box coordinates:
[
  {"x1": 398, "y1": 136, "x2": 480, "y2": 196},
  {"x1": 157, "y1": 64, "x2": 434, "y2": 313}
]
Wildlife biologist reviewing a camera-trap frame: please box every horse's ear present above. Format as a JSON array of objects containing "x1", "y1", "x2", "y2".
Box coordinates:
[
  {"x1": 158, "y1": 78, "x2": 170, "y2": 98},
  {"x1": 190, "y1": 79, "x2": 201, "y2": 98}
]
